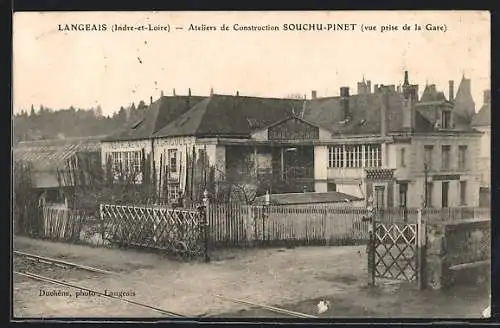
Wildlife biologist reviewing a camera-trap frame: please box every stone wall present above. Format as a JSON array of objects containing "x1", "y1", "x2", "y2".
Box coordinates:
[{"x1": 425, "y1": 219, "x2": 490, "y2": 290}]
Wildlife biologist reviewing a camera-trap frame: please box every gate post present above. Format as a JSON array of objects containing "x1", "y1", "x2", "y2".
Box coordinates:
[
  {"x1": 364, "y1": 198, "x2": 375, "y2": 287},
  {"x1": 202, "y1": 190, "x2": 211, "y2": 263}
]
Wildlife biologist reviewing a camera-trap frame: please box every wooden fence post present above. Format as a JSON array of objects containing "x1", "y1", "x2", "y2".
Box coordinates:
[{"x1": 202, "y1": 189, "x2": 211, "y2": 263}]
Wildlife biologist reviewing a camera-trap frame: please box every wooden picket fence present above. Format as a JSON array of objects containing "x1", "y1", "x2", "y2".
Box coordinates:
[
  {"x1": 206, "y1": 204, "x2": 491, "y2": 249},
  {"x1": 207, "y1": 204, "x2": 371, "y2": 248},
  {"x1": 40, "y1": 203, "x2": 83, "y2": 241}
]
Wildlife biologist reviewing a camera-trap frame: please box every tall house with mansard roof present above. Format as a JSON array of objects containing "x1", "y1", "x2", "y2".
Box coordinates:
[
  {"x1": 471, "y1": 89, "x2": 491, "y2": 206},
  {"x1": 101, "y1": 72, "x2": 482, "y2": 208}
]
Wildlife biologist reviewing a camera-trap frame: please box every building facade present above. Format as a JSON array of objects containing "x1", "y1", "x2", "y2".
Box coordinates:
[{"x1": 101, "y1": 72, "x2": 482, "y2": 208}]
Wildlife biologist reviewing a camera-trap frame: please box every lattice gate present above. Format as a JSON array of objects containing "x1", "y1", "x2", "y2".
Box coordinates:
[
  {"x1": 100, "y1": 204, "x2": 208, "y2": 260},
  {"x1": 369, "y1": 220, "x2": 419, "y2": 284}
]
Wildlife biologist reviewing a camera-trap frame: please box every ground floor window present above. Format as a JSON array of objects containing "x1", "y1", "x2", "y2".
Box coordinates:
[
  {"x1": 460, "y1": 181, "x2": 467, "y2": 206},
  {"x1": 109, "y1": 150, "x2": 143, "y2": 181},
  {"x1": 426, "y1": 182, "x2": 433, "y2": 208},
  {"x1": 374, "y1": 185, "x2": 385, "y2": 209},
  {"x1": 441, "y1": 181, "x2": 449, "y2": 208}
]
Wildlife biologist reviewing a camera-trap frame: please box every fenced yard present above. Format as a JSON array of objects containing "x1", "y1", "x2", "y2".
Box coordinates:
[{"x1": 16, "y1": 201, "x2": 490, "y2": 261}]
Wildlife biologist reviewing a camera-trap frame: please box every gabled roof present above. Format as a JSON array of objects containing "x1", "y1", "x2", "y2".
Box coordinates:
[
  {"x1": 154, "y1": 95, "x2": 303, "y2": 138},
  {"x1": 472, "y1": 102, "x2": 491, "y2": 127},
  {"x1": 104, "y1": 96, "x2": 206, "y2": 142},
  {"x1": 302, "y1": 91, "x2": 434, "y2": 135}
]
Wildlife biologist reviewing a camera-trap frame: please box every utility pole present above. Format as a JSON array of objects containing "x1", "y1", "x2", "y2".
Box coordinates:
[{"x1": 424, "y1": 163, "x2": 428, "y2": 208}]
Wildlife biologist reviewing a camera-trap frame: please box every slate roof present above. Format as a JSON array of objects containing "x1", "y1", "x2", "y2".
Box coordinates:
[
  {"x1": 471, "y1": 102, "x2": 491, "y2": 127},
  {"x1": 302, "y1": 91, "x2": 434, "y2": 135},
  {"x1": 104, "y1": 96, "x2": 206, "y2": 142},
  {"x1": 419, "y1": 84, "x2": 447, "y2": 103},
  {"x1": 153, "y1": 95, "x2": 303, "y2": 138},
  {"x1": 13, "y1": 136, "x2": 103, "y2": 188},
  {"x1": 254, "y1": 191, "x2": 363, "y2": 205}
]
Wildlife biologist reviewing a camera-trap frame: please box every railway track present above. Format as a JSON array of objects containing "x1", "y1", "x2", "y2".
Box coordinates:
[
  {"x1": 13, "y1": 250, "x2": 185, "y2": 318},
  {"x1": 14, "y1": 250, "x2": 317, "y2": 319}
]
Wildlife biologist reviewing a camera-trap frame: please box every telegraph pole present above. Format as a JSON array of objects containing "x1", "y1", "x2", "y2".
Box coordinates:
[{"x1": 424, "y1": 163, "x2": 428, "y2": 208}]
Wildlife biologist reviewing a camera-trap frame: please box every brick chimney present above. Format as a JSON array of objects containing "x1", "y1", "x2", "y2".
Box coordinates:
[
  {"x1": 449, "y1": 80, "x2": 454, "y2": 102},
  {"x1": 236, "y1": 91, "x2": 239, "y2": 96},
  {"x1": 311, "y1": 90, "x2": 317, "y2": 99},
  {"x1": 173, "y1": 88, "x2": 176, "y2": 96},
  {"x1": 188, "y1": 88, "x2": 191, "y2": 97},
  {"x1": 403, "y1": 70, "x2": 409, "y2": 86},
  {"x1": 484, "y1": 89, "x2": 491, "y2": 104},
  {"x1": 150, "y1": 96, "x2": 153, "y2": 104},
  {"x1": 340, "y1": 86, "x2": 350, "y2": 120},
  {"x1": 210, "y1": 87, "x2": 214, "y2": 96},
  {"x1": 380, "y1": 85, "x2": 389, "y2": 137}
]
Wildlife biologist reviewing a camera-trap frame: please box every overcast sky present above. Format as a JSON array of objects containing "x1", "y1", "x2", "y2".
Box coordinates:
[{"x1": 13, "y1": 11, "x2": 490, "y2": 115}]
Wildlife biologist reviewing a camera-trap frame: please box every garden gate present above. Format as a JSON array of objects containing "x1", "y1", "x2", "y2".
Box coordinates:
[{"x1": 367, "y1": 209, "x2": 425, "y2": 287}]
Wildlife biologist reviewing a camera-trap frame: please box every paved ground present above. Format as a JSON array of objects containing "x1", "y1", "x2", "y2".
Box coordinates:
[{"x1": 13, "y1": 236, "x2": 490, "y2": 319}]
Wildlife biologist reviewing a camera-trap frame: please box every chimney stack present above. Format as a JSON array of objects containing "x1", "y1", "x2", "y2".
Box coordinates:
[
  {"x1": 380, "y1": 86, "x2": 389, "y2": 137},
  {"x1": 403, "y1": 70, "x2": 409, "y2": 86},
  {"x1": 210, "y1": 87, "x2": 214, "y2": 96},
  {"x1": 173, "y1": 88, "x2": 176, "y2": 96},
  {"x1": 367, "y1": 80, "x2": 371, "y2": 94},
  {"x1": 236, "y1": 91, "x2": 239, "y2": 96},
  {"x1": 160, "y1": 90, "x2": 164, "y2": 97},
  {"x1": 340, "y1": 86, "x2": 350, "y2": 120},
  {"x1": 311, "y1": 90, "x2": 317, "y2": 99},
  {"x1": 484, "y1": 90, "x2": 491, "y2": 104},
  {"x1": 448, "y1": 80, "x2": 454, "y2": 102},
  {"x1": 188, "y1": 88, "x2": 191, "y2": 97},
  {"x1": 150, "y1": 96, "x2": 153, "y2": 104}
]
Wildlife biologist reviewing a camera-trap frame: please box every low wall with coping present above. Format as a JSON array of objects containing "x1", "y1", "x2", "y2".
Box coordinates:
[{"x1": 425, "y1": 219, "x2": 490, "y2": 290}]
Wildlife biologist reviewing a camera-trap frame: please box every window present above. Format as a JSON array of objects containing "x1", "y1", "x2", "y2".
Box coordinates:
[
  {"x1": 460, "y1": 181, "x2": 467, "y2": 206},
  {"x1": 424, "y1": 145, "x2": 433, "y2": 170},
  {"x1": 366, "y1": 144, "x2": 382, "y2": 168},
  {"x1": 168, "y1": 183, "x2": 180, "y2": 201},
  {"x1": 442, "y1": 110, "x2": 452, "y2": 129},
  {"x1": 374, "y1": 185, "x2": 385, "y2": 209},
  {"x1": 327, "y1": 183, "x2": 337, "y2": 192},
  {"x1": 168, "y1": 149, "x2": 178, "y2": 173},
  {"x1": 346, "y1": 145, "x2": 362, "y2": 168},
  {"x1": 426, "y1": 182, "x2": 433, "y2": 208},
  {"x1": 328, "y1": 144, "x2": 381, "y2": 168},
  {"x1": 441, "y1": 145, "x2": 451, "y2": 170},
  {"x1": 110, "y1": 151, "x2": 142, "y2": 178},
  {"x1": 399, "y1": 183, "x2": 408, "y2": 208},
  {"x1": 458, "y1": 145, "x2": 468, "y2": 170},
  {"x1": 400, "y1": 148, "x2": 406, "y2": 167},
  {"x1": 441, "y1": 181, "x2": 449, "y2": 208},
  {"x1": 328, "y1": 145, "x2": 344, "y2": 168}
]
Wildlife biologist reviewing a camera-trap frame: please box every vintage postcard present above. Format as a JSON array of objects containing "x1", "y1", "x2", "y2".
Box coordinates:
[{"x1": 12, "y1": 11, "x2": 491, "y2": 320}]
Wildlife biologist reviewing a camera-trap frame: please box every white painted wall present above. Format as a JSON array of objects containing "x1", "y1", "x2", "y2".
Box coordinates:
[{"x1": 314, "y1": 145, "x2": 328, "y2": 192}]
